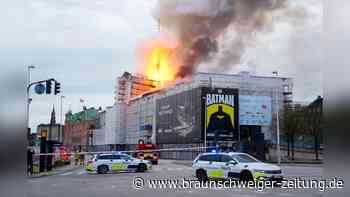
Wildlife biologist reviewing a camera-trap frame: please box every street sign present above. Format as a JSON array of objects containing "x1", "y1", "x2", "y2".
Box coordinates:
[
  {"x1": 34, "y1": 83, "x2": 45, "y2": 94},
  {"x1": 41, "y1": 129, "x2": 47, "y2": 138}
]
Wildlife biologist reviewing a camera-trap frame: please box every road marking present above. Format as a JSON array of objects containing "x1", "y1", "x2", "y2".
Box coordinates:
[
  {"x1": 77, "y1": 171, "x2": 85, "y2": 175},
  {"x1": 60, "y1": 172, "x2": 73, "y2": 176},
  {"x1": 28, "y1": 179, "x2": 41, "y2": 183},
  {"x1": 278, "y1": 193, "x2": 296, "y2": 196}
]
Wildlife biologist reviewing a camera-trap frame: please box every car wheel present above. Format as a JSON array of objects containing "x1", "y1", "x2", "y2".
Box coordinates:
[
  {"x1": 137, "y1": 163, "x2": 147, "y2": 172},
  {"x1": 97, "y1": 165, "x2": 108, "y2": 174},
  {"x1": 196, "y1": 169, "x2": 208, "y2": 182},
  {"x1": 240, "y1": 171, "x2": 253, "y2": 183}
]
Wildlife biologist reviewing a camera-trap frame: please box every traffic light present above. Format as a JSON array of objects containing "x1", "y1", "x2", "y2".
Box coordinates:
[
  {"x1": 54, "y1": 81, "x2": 61, "y2": 95},
  {"x1": 46, "y1": 79, "x2": 52, "y2": 94}
]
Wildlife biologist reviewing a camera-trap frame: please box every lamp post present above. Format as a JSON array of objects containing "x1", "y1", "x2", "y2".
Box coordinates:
[
  {"x1": 202, "y1": 96, "x2": 207, "y2": 152},
  {"x1": 60, "y1": 95, "x2": 65, "y2": 142},
  {"x1": 26, "y1": 65, "x2": 35, "y2": 130},
  {"x1": 272, "y1": 71, "x2": 281, "y2": 165}
]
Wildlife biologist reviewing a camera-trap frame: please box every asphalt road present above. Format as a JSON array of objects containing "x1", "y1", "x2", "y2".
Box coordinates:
[{"x1": 27, "y1": 160, "x2": 324, "y2": 197}]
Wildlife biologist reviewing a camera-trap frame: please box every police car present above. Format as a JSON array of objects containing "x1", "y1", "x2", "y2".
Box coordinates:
[
  {"x1": 193, "y1": 152, "x2": 283, "y2": 182},
  {"x1": 85, "y1": 153, "x2": 152, "y2": 174}
]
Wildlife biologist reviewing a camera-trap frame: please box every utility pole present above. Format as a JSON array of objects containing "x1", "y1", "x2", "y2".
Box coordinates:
[{"x1": 273, "y1": 71, "x2": 281, "y2": 165}]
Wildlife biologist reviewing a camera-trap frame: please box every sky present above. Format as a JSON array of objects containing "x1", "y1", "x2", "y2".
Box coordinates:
[{"x1": 0, "y1": 0, "x2": 322, "y2": 132}]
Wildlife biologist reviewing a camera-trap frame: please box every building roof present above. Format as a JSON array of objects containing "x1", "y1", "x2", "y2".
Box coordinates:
[
  {"x1": 66, "y1": 107, "x2": 98, "y2": 124},
  {"x1": 196, "y1": 71, "x2": 293, "y2": 80}
]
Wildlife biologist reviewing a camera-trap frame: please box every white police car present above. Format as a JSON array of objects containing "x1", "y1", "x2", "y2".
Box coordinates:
[
  {"x1": 86, "y1": 153, "x2": 152, "y2": 174},
  {"x1": 193, "y1": 152, "x2": 283, "y2": 182}
]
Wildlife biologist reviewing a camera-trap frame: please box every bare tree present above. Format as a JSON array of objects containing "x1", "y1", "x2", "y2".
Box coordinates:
[
  {"x1": 306, "y1": 97, "x2": 323, "y2": 160},
  {"x1": 283, "y1": 104, "x2": 308, "y2": 160}
]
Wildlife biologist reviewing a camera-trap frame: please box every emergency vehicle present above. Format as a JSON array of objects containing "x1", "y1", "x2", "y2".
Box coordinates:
[
  {"x1": 135, "y1": 139, "x2": 159, "y2": 165},
  {"x1": 192, "y1": 152, "x2": 283, "y2": 182},
  {"x1": 85, "y1": 153, "x2": 152, "y2": 174}
]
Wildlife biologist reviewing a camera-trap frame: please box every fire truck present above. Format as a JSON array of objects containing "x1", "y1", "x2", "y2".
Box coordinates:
[{"x1": 135, "y1": 139, "x2": 159, "y2": 165}]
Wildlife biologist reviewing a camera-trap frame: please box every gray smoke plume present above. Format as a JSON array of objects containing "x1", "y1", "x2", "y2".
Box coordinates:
[{"x1": 154, "y1": 0, "x2": 288, "y2": 78}]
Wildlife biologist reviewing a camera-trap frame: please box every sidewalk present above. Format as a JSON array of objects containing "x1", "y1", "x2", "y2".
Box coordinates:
[{"x1": 28, "y1": 164, "x2": 82, "y2": 178}]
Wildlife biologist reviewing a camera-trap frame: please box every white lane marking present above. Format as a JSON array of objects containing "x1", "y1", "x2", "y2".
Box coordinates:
[
  {"x1": 278, "y1": 193, "x2": 297, "y2": 196},
  {"x1": 151, "y1": 166, "x2": 193, "y2": 172},
  {"x1": 60, "y1": 172, "x2": 73, "y2": 176},
  {"x1": 28, "y1": 179, "x2": 41, "y2": 183}
]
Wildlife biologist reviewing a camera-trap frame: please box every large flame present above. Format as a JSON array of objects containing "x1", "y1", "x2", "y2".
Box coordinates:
[
  {"x1": 146, "y1": 46, "x2": 176, "y2": 85},
  {"x1": 137, "y1": 36, "x2": 181, "y2": 86}
]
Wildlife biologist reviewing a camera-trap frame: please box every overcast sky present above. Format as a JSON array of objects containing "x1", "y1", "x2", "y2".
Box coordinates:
[{"x1": 1, "y1": 0, "x2": 322, "y2": 132}]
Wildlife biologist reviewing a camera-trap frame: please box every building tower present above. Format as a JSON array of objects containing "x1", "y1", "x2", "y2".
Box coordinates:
[{"x1": 50, "y1": 105, "x2": 56, "y2": 125}]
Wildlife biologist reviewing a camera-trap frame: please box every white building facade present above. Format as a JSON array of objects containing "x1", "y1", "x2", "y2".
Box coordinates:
[
  {"x1": 120, "y1": 71, "x2": 292, "y2": 145},
  {"x1": 93, "y1": 104, "x2": 127, "y2": 150}
]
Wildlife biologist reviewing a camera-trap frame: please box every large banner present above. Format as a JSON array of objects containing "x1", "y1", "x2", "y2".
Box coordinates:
[
  {"x1": 239, "y1": 95, "x2": 272, "y2": 126},
  {"x1": 202, "y1": 88, "x2": 239, "y2": 142},
  {"x1": 156, "y1": 88, "x2": 202, "y2": 144}
]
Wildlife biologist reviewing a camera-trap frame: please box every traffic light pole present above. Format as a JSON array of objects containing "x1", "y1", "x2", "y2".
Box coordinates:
[
  {"x1": 26, "y1": 66, "x2": 35, "y2": 132},
  {"x1": 26, "y1": 79, "x2": 53, "y2": 129}
]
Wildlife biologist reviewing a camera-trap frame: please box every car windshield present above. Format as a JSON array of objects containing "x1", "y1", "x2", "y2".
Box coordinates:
[
  {"x1": 120, "y1": 154, "x2": 132, "y2": 160},
  {"x1": 232, "y1": 154, "x2": 260, "y2": 163}
]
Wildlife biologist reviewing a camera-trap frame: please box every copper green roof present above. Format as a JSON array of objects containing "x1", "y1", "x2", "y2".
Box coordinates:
[{"x1": 66, "y1": 108, "x2": 98, "y2": 124}]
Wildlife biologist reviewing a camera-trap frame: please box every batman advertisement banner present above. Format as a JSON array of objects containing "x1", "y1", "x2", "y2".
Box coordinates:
[{"x1": 202, "y1": 88, "x2": 239, "y2": 142}]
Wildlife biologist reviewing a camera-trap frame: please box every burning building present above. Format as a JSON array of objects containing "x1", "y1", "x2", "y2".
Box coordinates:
[
  {"x1": 114, "y1": 70, "x2": 292, "y2": 160},
  {"x1": 114, "y1": 72, "x2": 159, "y2": 103},
  {"x1": 110, "y1": 0, "x2": 305, "y2": 159}
]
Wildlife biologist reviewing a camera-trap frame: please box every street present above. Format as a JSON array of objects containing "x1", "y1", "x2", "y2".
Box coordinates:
[{"x1": 27, "y1": 160, "x2": 323, "y2": 197}]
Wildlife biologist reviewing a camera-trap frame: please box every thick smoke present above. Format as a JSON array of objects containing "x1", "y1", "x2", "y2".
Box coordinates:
[{"x1": 154, "y1": 0, "x2": 287, "y2": 78}]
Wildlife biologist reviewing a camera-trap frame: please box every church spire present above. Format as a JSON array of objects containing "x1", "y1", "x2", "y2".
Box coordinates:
[{"x1": 50, "y1": 105, "x2": 56, "y2": 125}]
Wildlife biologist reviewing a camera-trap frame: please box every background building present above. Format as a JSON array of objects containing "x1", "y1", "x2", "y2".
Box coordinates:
[
  {"x1": 92, "y1": 105, "x2": 127, "y2": 151},
  {"x1": 114, "y1": 71, "x2": 158, "y2": 103},
  {"x1": 63, "y1": 107, "x2": 99, "y2": 151},
  {"x1": 37, "y1": 107, "x2": 64, "y2": 144},
  {"x1": 124, "y1": 90, "x2": 159, "y2": 146},
  {"x1": 63, "y1": 71, "x2": 293, "y2": 160},
  {"x1": 118, "y1": 71, "x2": 293, "y2": 160}
]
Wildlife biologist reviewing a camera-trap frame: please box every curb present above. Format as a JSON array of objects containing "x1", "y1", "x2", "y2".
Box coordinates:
[{"x1": 28, "y1": 166, "x2": 82, "y2": 178}]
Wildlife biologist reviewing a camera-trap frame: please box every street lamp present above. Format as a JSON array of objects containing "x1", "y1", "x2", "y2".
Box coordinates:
[
  {"x1": 272, "y1": 71, "x2": 281, "y2": 165},
  {"x1": 60, "y1": 95, "x2": 65, "y2": 142},
  {"x1": 202, "y1": 96, "x2": 207, "y2": 152},
  {"x1": 27, "y1": 65, "x2": 36, "y2": 130}
]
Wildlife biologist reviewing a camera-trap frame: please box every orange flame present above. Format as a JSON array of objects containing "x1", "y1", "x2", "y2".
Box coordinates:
[{"x1": 138, "y1": 36, "x2": 180, "y2": 86}]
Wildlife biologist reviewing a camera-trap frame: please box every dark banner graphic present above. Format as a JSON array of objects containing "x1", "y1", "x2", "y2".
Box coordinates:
[
  {"x1": 156, "y1": 88, "x2": 202, "y2": 144},
  {"x1": 202, "y1": 88, "x2": 239, "y2": 142}
]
